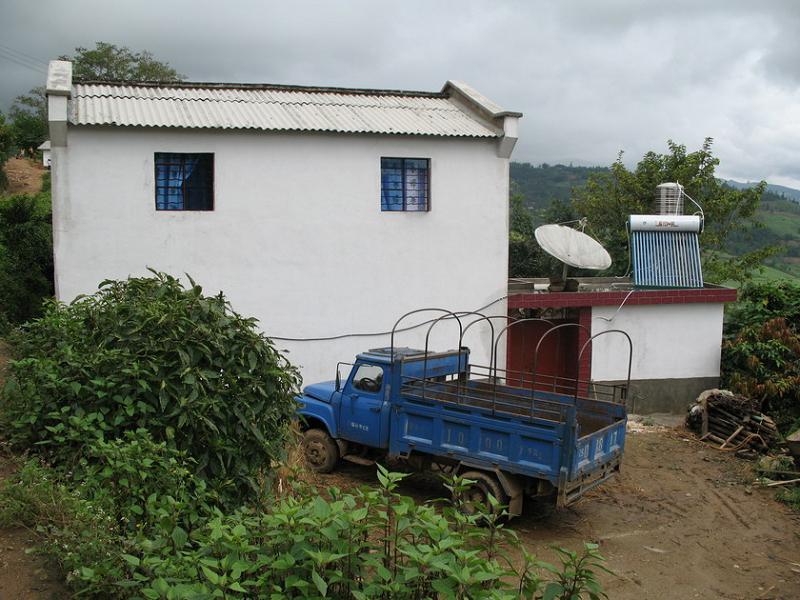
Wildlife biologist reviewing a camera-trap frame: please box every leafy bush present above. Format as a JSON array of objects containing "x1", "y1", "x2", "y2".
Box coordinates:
[
  {"x1": 0, "y1": 193, "x2": 54, "y2": 328},
  {"x1": 722, "y1": 281, "x2": 800, "y2": 433},
  {"x1": 77, "y1": 429, "x2": 211, "y2": 533},
  {"x1": 1, "y1": 271, "x2": 301, "y2": 505}
]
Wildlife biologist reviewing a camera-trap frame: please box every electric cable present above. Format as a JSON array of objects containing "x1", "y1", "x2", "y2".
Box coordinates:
[{"x1": 268, "y1": 295, "x2": 509, "y2": 342}]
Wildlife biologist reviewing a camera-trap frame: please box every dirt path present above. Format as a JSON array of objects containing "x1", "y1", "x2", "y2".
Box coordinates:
[
  {"x1": 326, "y1": 425, "x2": 800, "y2": 599},
  {"x1": 2, "y1": 158, "x2": 45, "y2": 195}
]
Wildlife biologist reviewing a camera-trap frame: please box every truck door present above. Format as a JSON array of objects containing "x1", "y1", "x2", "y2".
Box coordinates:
[{"x1": 338, "y1": 363, "x2": 386, "y2": 448}]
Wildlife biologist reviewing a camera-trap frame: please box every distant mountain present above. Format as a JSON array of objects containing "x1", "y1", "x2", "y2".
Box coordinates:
[
  {"x1": 725, "y1": 180, "x2": 800, "y2": 202},
  {"x1": 510, "y1": 162, "x2": 607, "y2": 211}
]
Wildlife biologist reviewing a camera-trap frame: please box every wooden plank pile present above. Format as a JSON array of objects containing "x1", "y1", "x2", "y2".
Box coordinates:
[{"x1": 687, "y1": 389, "x2": 779, "y2": 455}]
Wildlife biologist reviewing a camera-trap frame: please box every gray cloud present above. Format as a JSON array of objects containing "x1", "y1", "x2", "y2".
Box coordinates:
[{"x1": 1, "y1": 0, "x2": 798, "y2": 186}]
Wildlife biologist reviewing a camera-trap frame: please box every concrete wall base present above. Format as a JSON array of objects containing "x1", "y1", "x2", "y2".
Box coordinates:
[{"x1": 595, "y1": 377, "x2": 720, "y2": 415}]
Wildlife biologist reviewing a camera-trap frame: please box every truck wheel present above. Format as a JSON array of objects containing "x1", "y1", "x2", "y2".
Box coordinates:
[
  {"x1": 459, "y1": 471, "x2": 508, "y2": 516},
  {"x1": 303, "y1": 428, "x2": 339, "y2": 473}
]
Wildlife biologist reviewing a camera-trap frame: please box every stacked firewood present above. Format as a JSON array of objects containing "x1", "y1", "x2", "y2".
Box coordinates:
[{"x1": 687, "y1": 389, "x2": 779, "y2": 454}]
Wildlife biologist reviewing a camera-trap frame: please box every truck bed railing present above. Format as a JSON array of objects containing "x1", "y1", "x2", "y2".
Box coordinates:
[
  {"x1": 389, "y1": 308, "x2": 633, "y2": 413},
  {"x1": 400, "y1": 362, "x2": 627, "y2": 425}
]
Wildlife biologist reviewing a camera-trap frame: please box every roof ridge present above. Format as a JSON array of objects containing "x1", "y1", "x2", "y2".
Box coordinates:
[
  {"x1": 73, "y1": 79, "x2": 447, "y2": 98},
  {"x1": 73, "y1": 90, "x2": 462, "y2": 111}
]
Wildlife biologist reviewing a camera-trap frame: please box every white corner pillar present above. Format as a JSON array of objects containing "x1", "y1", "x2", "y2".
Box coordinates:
[
  {"x1": 496, "y1": 116, "x2": 519, "y2": 159},
  {"x1": 46, "y1": 60, "x2": 72, "y2": 147}
]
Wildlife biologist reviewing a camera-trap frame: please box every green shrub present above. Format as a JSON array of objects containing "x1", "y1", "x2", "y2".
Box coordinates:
[
  {"x1": 722, "y1": 281, "x2": 800, "y2": 433},
  {"x1": 0, "y1": 462, "x2": 610, "y2": 599},
  {"x1": 41, "y1": 169, "x2": 51, "y2": 192},
  {"x1": 1, "y1": 271, "x2": 301, "y2": 506},
  {"x1": 118, "y1": 467, "x2": 609, "y2": 600},
  {"x1": 0, "y1": 193, "x2": 54, "y2": 327},
  {"x1": 77, "y1": 429, "x2": 211, "y2": 533}
]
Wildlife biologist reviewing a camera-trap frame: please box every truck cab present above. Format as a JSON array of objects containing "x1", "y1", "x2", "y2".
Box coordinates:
[{"x1": 297, "y1": 347, "x2": 466, "y2": 470}]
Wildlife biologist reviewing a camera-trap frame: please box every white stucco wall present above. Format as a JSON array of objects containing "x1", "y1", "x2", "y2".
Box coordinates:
[
  {"x1": 53, "y1": 127, "x2": 509, "y2": 384},
  {"x1": 590, "y1": 303, "x2": 724, "y2": 381}
]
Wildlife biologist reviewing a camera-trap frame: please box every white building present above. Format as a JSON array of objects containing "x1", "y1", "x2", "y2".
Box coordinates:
[
  {"x1": 37, "y1": 140, "x2": 51, "y2": 167},
  {"x1": 506, "y1": 280, "x2": 736, "y2": 414},
  {"x1": 46, "y1": 60, "x2": 520, "y2": 384}
]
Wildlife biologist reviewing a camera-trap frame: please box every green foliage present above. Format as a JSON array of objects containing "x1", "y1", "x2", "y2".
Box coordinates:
[
  {"x1": 1, "y1": 271, "x2": 300, "y2": 506},
  {"x1": 41, "y1": 169, "x2": 51, "y2": 193},
  {"x1": 0, "y1": 458, "x2": 127, "y2": 595},
  {"x1": 0, "y1": 112, "x2": 14, "y2": 190},
  {"x1": 0, "y1": 193, "x2": 54, "y2": 328},
  {"x1": 77, "y1": 429, "x2": 211, "y2": 533},
  {"x1": 509, "y1": 193, "x2": 544, "y2": 278},
  {"x1": 776, "y1": 485, "x2": 800, "y2": 511},
  {"x1": 0, "y1": 461, "x2": 610, "y2": 599},
  {"x1": 540, "y1": 545, "x2": 610, "y2": 600},
  {"x1": 9, "y1": 87, "x2": 48, "y2": 155},
  {"x1": 61, "y1": 42, "x2": 185, "y2": 82},
  {"x1": 722, "y1": 281, "x2": 800, "y2": 433},
  {"x1": 570, "y1": 139, "x2": 775, "y2": 284}
]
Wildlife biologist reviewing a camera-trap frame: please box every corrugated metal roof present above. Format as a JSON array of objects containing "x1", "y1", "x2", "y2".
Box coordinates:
[
  {"x1": 631, "y1": 230, "x2": 704, "y2": 288},
  {"x1": 69, "y1": 82, "x2": 503, "y2": 137}
]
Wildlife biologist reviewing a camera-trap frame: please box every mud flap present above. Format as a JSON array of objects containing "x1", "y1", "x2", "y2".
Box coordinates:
[{"x1": 495, "y1": 469, "x2": 524, "y2": 517}]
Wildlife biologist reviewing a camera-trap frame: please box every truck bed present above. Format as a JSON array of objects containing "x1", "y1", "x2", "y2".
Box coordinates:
[{"x1": 392, "y1": 377, "x2": 626, "y2": 503}]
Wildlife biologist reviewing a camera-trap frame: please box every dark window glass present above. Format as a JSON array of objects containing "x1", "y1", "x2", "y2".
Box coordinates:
[
  {"x1": 380, "y1": 157, "x2": 429, "y2": 212},
  {"x1": 155, "y1": 153, "x2": 214, "y2": 211}
]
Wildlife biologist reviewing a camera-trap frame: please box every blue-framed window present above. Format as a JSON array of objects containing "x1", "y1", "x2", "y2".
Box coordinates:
[
  {"x1": 380, "y1": 157, "x2": 429, "y2": 212},
  {"x1": 155, "y1": 153, "x2": 214, "y2": 211}
]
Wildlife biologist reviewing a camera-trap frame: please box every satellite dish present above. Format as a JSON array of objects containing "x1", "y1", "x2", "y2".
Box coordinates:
[{"x1": 534, "y1": 224, "x2": 612, "y2": 275}]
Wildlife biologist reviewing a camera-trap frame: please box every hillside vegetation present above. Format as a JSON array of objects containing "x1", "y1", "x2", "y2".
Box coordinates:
[{"x1": 511, "y1": 162, "x2": 800, "y2": 282}]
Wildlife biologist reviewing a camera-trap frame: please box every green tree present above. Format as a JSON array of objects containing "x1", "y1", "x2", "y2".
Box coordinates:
[
  {"x1": 572, "y1": 138, "x2": 774, "y2": 284},
  {"x1": 0, "y1": 111, "x2": 16, "y2": 190},
  {"x1": 60, "y1": 42, "x2": 185, "y2": 82},
  {"x1": 9, "y1": 87, "x2": 47, "y2": 156}
]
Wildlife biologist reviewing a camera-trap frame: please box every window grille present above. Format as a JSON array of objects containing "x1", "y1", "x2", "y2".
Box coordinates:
[
  {"x1": 155, "y1": 153, "x2": 214, "y2": 211},
  {"x1": 380, "y1": 158, "x2": 429, "y2": 212}
]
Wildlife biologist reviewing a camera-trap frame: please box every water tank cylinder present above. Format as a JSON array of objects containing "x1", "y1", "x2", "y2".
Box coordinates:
[
  {"x1": 655, "y1": 182, "x2": 684, "y2": 215},
  {"x1": 629, "y1": 214, "x2": 703, "y2": 233}
]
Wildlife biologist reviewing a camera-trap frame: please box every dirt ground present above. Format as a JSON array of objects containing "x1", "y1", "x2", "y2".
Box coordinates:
[
  {"x1": 2, "y1": 157, "x2": 45, "y2": 195},
  {"x1": 324, "y1": 420, "x2": 800, "y2": 600}
]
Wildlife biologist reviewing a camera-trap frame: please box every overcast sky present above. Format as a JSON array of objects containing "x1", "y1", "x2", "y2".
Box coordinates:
[{"x1": 2, "y1": 0, "x2": 798, "y2": 187}]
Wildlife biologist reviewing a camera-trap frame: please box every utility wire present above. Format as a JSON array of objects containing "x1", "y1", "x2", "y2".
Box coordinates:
[
  {"x1": 269, "y1": 296, "x2": 509, "y2": 342},
  {"x1": 0, "y1": 43, "x2": 49, "y2": 67},
  {"x1": 0, "y1": 47, "x2": 47, "y2": 74}
]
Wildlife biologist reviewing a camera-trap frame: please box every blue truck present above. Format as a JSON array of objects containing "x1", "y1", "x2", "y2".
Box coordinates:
[{"x1": 298, "y1": 330, "x2": 629, "y2": 517}]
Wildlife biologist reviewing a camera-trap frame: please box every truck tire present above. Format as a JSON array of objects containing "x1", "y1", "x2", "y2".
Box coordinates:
[
  {"x1": 459, "y1": 470, "x2": 509, "y2": 517},
  {"x1": 303, "y1": 428, "x2": 339, "y2": 473}
]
